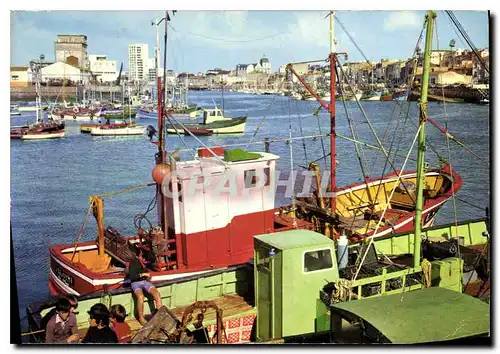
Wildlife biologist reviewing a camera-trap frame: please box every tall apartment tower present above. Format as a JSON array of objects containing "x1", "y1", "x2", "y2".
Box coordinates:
[
  {"x1": 128, "y1": 44, "x2": 149, "y2": 82},
  {"x1": 55, "y1": 35, "x2": 89, "y2": 69}
]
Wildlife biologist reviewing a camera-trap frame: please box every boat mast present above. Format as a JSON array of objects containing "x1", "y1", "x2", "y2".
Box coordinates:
[
  {"x1": 413, "y1": 11, "x2": 436, "y2": 268},
  {"x1": 154, "y1": 16, "x2": 165, "y2": 159},
  {"x1": 329, "y1": 10, "x2": 337, "y2": 214}
]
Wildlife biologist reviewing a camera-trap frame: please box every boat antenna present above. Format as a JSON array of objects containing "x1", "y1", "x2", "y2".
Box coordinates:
[{"x1": 413, "y1": 10, "x2": 436, "y2": 268}]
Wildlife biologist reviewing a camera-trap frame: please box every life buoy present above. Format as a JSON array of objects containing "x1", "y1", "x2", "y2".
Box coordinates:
[
  {"x1": 60, "y1": 114, "x2": 64, "y2": 119},
  {"x1": 73, "y1": 107, "x2": 79, "y2": 114},
  {"x1": 53, "y1": 108, "x2": 60, "y2": 114},
  {"x1": 73, "y1": 115, "x2": 77, "y2": 120},
  {"x1": 90, "y1": 115, "x2": 94, "y2": 121}
]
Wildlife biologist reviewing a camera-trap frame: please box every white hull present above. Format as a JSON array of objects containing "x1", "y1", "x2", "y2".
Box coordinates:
[
  {"x1": 18, "y1": 106, "x2": 39, "y2": 112},
  {"x1": 348, "y1": 93, "x2": 363, "y2": 101},
  {"x1": 10, "y1": 111, "x2": 22, "y2": 116},
  {"x1": 21, "y1": 131, "x2": 65, "y2": 140},
  {"x1": 364, "y1": 94, "x2": 382, "y2": 101},
  {"x1": 90, "y1": 126, "x2": 145, "y2": 136}
]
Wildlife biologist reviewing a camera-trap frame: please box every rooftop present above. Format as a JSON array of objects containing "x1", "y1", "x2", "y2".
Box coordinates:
[{"x1": 255, "y1": 229, "x2": 333, "y2": 250}]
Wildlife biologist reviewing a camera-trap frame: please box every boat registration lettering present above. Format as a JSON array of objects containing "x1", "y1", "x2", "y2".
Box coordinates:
[{"x1": 54, "y1": 265, "x2": 75, "y2": 287}]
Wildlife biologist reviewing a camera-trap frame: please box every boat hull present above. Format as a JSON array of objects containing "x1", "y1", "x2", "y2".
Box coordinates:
[
  {"x1": 90, "y1": 126, "x2": 145, "y2": 136},
  {"x1": 80, "y1": 122, "x2": 134, "y2": 133},
  {"x1": 167, "y1": 117, "x2": 247, "y2": 134},
  {"x1": 20, "y1": 130, "x2": 65, "y2": 140}
]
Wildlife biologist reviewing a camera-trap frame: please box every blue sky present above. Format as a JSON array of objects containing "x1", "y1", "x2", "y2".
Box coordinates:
[{"x1": 10, "y1": 10, "x2": 489, "y2": 73}]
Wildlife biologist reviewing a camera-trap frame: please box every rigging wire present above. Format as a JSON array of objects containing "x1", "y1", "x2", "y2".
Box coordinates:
[
  {"x1": 435, "y1": 19, "x2": 461, "y2": 258},
  {"x1": 351, "y1": 125, "x2": 422, "y2": 284},
  {"x1": 335, "y1": 62, "x2": 417, "y2": 200},
  {"x1": 334, "y1": 63, "x2": 370, "y2": 196},
  {"x1": 294, "y1": 99, "x2": 309, "y2": 162},
  {"x1": 168, "y1": 23, "x2": 288, "y2": 43},
  {"x1": 333, "y1": 13, "x2": 372, "y2": 66},
  {"x1": 245, "y1": 78, "x2": 286, "y2": 149},
  {"x1": 288, "y1": 96, "x2": 297, "y2": 228}
]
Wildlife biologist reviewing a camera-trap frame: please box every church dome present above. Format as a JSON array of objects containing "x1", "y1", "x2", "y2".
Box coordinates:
[{"x1": 260, "y1": 56, "x2": 269, "y2": 65}]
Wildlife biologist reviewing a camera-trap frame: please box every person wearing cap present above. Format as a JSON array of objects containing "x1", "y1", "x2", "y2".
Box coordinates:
[
  {"x1": 45, "y1": 297, "x2": 80, "y2": 343},
  {"x1": 82, "y1": 303, "x2": 118, "y2": 343}
]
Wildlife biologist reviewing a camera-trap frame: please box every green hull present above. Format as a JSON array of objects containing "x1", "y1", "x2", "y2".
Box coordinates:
[
  {"x1": 166, "y1": 116, "x2": 247, "y2": 134},
  {"x1": 105, "y1": 112, "x2": 137, "y2": 120},
  {"x1": 169, "y1": 105, "x2": 199, "y2": 114}
]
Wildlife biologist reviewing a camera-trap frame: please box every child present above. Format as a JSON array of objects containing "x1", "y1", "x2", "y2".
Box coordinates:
[
  {"x1": 45, "y1": 297, "x2": 80, "y2": 343},
  {"x1": 110, "y1": 304, "x2": 132, "y2": 343},
  {"x1": 82, "y1": 303, "x2": 118, "y2": 343}
]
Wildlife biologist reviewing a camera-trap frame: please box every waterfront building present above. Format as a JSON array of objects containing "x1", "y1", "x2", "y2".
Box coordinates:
[
  {"x1": 385, "y1": 61, "x2": 406, "y2": 85},
  {"x1": 429, "y1": 70, "x2": 472, "y2": 86},
  {"x1": 128, "y1": 44, "x2": 148, "y2": 83},
  {"x1": 10, "y1": 66, "x2": 32, "y2": 87},
  {"x1": 55, "y1": 34, "x2": 89, "y2": 69},
  {"x1": 472, "y1": 50, "x2": 489, "y2": 85},
  {"x1": 89, "y1": 54, "x2": 117, "y2": 82},
  {"x1": 255, "y1": 55, "x2": 271, "y2": 74},
  {"x1": 40, "y1": 61, "x2": 92, "y2": 84}
]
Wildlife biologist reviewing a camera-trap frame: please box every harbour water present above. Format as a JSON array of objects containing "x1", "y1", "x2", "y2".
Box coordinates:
[{"x1": 11, "y1": 91, "x2": 490, "y2": 320}]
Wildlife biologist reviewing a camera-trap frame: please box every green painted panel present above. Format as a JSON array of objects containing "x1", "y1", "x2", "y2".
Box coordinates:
[
  {"x1": 371, "y1": 219, "x2": 488, "y2": 256},
  {"x1": 256, "y1": 243, "x2": 272, "y2": 341},
  {"x1": 224, "y1": 149, "x2": 262, "y2": 162},
  {"x1": 281, "y1": 246, "x2": 338, "y2": 337},
  {"x1": 41, "y1": 267, "x2": 251, "y2": 329},
  {"x1": 331, "y1": 286, "x2": 490, "y2": 343}
]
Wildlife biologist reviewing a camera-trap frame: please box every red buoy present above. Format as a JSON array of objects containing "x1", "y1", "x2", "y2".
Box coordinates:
[{"x1": 152, "y1": 163, "x2": 172, "y2": 185}]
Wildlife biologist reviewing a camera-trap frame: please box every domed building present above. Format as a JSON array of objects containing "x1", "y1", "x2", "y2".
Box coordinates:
[{"x1": 257, "y1": 55, "x2": 272, "y2": 74}]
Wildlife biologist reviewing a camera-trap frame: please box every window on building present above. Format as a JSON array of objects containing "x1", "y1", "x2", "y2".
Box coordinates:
[
  {"x1": 12, "y1": 75, "x2": 19, "y2": 80},
  {"x1": 244, "y1": 168, "x2": 270, "y2": 188},
  {"x1": 304, "y1": 249, "x2": 333, "y2": 273}
]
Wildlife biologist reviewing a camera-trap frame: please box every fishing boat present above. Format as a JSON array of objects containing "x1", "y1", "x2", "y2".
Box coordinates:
[
  {"x1": 393, "y1": 90, "x2": 409, "y2": 101},
  {"x1": 380, "y1": 91, "x2": 393, "y2": 101},
  {"x1": 103, "y1": 108, "x2": 137, "y2": 120},
  {"x1": 17, "y1": 102, "x2": 49, "y2": 112},
  {"x1": 166, "y1": 108, "x2": 246, "y2": 134},
  {"x1": 49, "y1": 106, "x2": 102, "y2": 121},
  {"x1": 183, "y1": 127, "x2": 213, "y2": 136},
  {"x1": 361, "y1": 91, "x2": 382, "y2": 101},
  {"x1": 90, "y1": 89, "x2": 144, "y2": 136},
  {"x1": 11, "y1": 74, "x2": 66, "y2": 140},
  {"x1": 80, "y1": 121, "x2": 136, "y2": 133},
  {"x1": 90, "y1": 125, "x2": 145, "y2": 136}
]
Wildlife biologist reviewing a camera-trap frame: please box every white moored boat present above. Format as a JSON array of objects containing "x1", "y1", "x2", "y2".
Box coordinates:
[
  {"x1": 21, "y1": 130, "x2": 66, "y2": 140},
  {"x1": 90, "y1": 125, "x2": 146, "y2": 136}
]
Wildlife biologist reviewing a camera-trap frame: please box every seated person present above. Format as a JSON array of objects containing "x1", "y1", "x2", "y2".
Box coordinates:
[
  {"x1": 82, "y1": 303, "x2": 118, "y2": 343},
  {"x1": 125, "y1": 248, "x2": 163, "y2": 325},
  {"x1": 110, "y1": 304, "x2": 132, "y2": 343},
  {"x1": 45, "y1": 297, "x2": 80, "y2": 343},
  {"x1": 40, "y1": 295, "x2": 79, "y2": 343}
]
